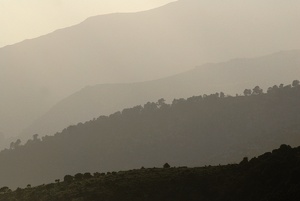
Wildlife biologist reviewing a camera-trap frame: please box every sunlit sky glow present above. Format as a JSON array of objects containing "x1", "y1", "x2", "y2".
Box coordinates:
[{"x1": 0, "y1": 0, "x2": 175, "y2": 47}]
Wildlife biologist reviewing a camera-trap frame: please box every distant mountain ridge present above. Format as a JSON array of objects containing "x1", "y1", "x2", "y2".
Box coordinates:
[
  {"x1": 21, "y1": 49, "x2": 300, "y2": 139},
  {"x1": 1, "y1": 0, "x2": 300, "y2": 137}
]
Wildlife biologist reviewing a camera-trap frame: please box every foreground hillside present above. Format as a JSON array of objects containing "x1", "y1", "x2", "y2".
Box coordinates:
[
  {"x1": 22, "y1": 50, "x2": 300, "y2": 139},
  {"x1": 1, "y1": 81, "x2": 300, "y2": 188},
  {"x1": 1, "y1": 145, "x2": 299, "y2": 201}
]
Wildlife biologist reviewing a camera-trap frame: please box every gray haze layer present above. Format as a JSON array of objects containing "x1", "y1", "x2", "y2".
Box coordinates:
[
  {"x1": 21, "y1": 50, "x2": 300, "y2": 141},
  {"x1": 0, "y1": 0, "x2": 299, "y2": 141}
]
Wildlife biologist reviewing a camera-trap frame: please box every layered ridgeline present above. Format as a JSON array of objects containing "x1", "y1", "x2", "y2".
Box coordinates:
[
  {"x1": 2, "y1": 81, "x2": 300, "y2": 188},
  {"x1": 1, "y1": 145, "x2": 300, "y2": 201},
  {"x1": 21, "y1": 50, "x2": 300, "y2": 140},
  {"x1": 1, "y1": 0, "x2": 300, "y2": 137}
]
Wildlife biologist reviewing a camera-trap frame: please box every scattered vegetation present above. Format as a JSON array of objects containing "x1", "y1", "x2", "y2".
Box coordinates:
[
  {"x1": 0, "y1": 80, "x2": 299, "y2": 188},
  {"x1": 0, "y1": 145, "x2": 300, "y2": 201}
]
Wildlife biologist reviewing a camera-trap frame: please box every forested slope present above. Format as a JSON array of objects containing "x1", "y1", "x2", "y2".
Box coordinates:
[
  {"x1": 21, "y1": 50, "x2": 300, "y2": 139},
  {"x1": 1, "y1": 81, "x2": 300, "y2": 188},
  {"x1": 1, "y1": 145, "x2": 300, "y2": 201}
]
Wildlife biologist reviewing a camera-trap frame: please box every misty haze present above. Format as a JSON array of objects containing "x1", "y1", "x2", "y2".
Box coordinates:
[{"x1": 0, "y1": 0, "x2": 300, "y2": 200}]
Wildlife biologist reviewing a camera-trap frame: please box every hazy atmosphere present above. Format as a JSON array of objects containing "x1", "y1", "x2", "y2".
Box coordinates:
[
  {"x1": 0, "y1": 0, "x2": 174, "y2": 47},
  {"x1": 0, "y1": 0, "x2": 300, "y2": 199}
]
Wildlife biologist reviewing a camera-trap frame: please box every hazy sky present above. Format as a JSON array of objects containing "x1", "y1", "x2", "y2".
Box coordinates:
[{"x1": 0, "y1": 0, "x2": 174, "y2": 47}]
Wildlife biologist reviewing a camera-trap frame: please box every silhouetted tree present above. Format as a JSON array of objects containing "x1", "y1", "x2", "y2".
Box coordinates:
[
  {"x1": 0, "y1": 186, "x2": 11, "y2": 194},
  {"x1": 163, "y1": 163, "x2": 171, "y2": 168},
  {"x1": 267, "y1": 85, "x2": 279, "y2": 93},
  {"x1": 74, "y1": 173, "x2": 83, "y2": 181},
  {"x1": 93, "y1": 172, "x2": 101, "y2": 177},
  {"x1": 63, "y1": 175, "x2": 73, "y2": 183},
  {"x1": 267, "y1": 87, "x2": 273, "y2": 93},
  {"x1": 9, "y1": 139, "x2": 21, "y2": 149},
  {"x1": 33, "y1": 134, "x2": 40, "y2": 142},
  {"x1": 15, "y1": 139, "x2": 21, "y2": 147},
  {"x1": 157, "y1": 98, "x2": 166, "y2": 107},
  {"x1": 144, "y1": 102, "x2": 157, "y2": 112},
  {"x1": 252, "y1": 86, "x2": 263, "y2": 95},
  {"x1": 243, "y1": 89, "x2": 252, "y2": 96},
  {"x1": 292, "y1": 80, "x2": 300, "y2": 87},
  {"x1": 83, "y1": 172, "x2": 92, "y2": 179},
  {"x1": 9, "y1": 142, "x2": 14, "y2": 150},
  {"x1": 172, "y1": 98, "x2": 185, "y2": 105}
]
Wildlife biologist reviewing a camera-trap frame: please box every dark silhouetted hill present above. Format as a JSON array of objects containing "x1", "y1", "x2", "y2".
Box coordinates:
[
  {"x1": 1, "y1": 81, "x2": 300, "y2": 188},
  {"x1": 1, "y1": 145, "x2": 300, "y2": 201}
]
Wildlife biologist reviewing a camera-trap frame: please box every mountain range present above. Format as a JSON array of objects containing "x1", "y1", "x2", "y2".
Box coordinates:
[
  {"x1": 1, "y1": 82, "x2": 300, "y2": 188},
  {"x1": 21, "y1": 49, "x2": 300, "y2": 140},
  {"x1": 1, "y1": 0, "x2": 299, "y2": 138}
]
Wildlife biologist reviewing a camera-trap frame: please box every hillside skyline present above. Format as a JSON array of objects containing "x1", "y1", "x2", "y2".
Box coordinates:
[
  {"x1": 0, "y1": 1, "x2": 299, "y2": 198},
  {"x1": 18, "y1": 49, "x2": 300, "y2": 142},
  {"x1": 1, "y1": 0, "x2": 299, "y2": 139},
  {"x1": 1, "y1": 80, "x2": 300, "y2": 188},
  {"x1": 0, "y1": 0, "x2": 174, "y2": 48}
]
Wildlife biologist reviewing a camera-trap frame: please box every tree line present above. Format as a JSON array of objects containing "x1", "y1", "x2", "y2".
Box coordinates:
[{"x1": 0, "y1": 80, "x2": 299, "y2": 189}]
